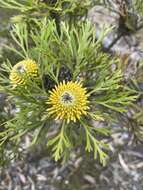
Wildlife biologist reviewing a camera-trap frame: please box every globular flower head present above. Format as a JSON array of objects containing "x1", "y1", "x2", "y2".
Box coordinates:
[
  {"x1": 47, "y1": 81, "x2": 89, "y2": 123},
  {"x1": 9, "y1": 59, "x2": 39, "y2": 86}
]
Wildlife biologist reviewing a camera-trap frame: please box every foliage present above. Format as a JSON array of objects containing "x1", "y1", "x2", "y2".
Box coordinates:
[
  {"x1": 0, "y1": 0, "x2": 92, "y2": 25},
  {"x1": 133, "y1": 0, "x2": 143, "y2": 17},
  {"x1": 0, "y1": 18, "x2": 137, "y2": 165},
  {"x1": 126, "y1": 64, "x2": 143, "y2": 143}
]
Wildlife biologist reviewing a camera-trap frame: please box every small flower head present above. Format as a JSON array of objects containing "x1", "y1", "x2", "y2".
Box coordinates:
[
  {"x1": 47, "y1": 81, "x2": 89, "y2": 123},
  {"x1": 9, "y1": 59, "x2": 38, "y2": 86}
]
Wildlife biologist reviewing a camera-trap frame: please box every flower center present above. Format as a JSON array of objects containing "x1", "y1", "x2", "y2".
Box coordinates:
[
  {"x1": 60, "y1": 92, "x2": 74, "y2": 104},
  {"x1": 16, "y1": 65, "x2": 25, "y2": 73}
]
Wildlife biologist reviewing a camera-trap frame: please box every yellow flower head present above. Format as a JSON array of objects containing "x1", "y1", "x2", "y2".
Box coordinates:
[
  {"x1": 9, "y1": 59, "x2": 38, "y2": 86},
  {"x1": 47, "y1": 81, "x2": 89, "y2": 123}
]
